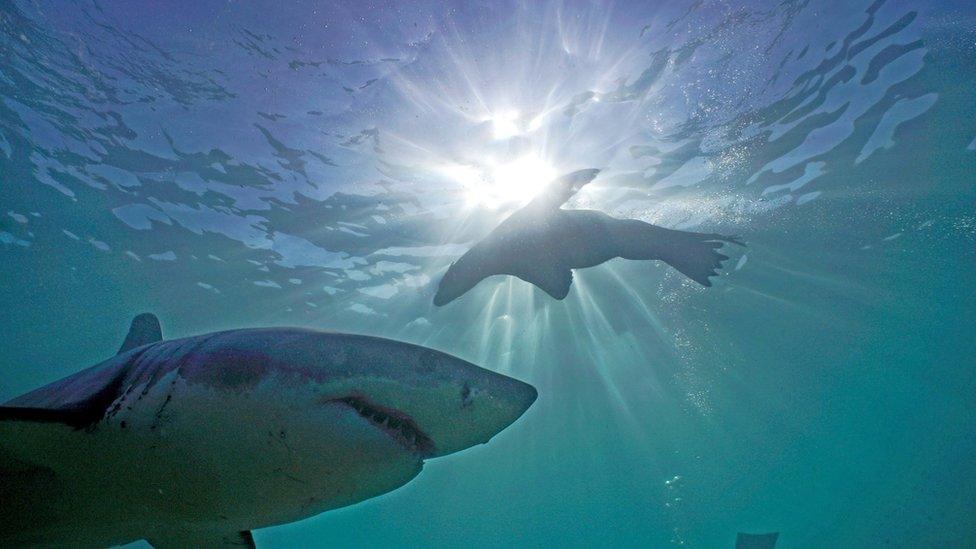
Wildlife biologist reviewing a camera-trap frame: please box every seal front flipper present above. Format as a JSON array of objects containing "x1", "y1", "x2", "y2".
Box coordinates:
[
  {"x1": 616, "y1": 223, "x2": 743, "y2": 287},
  {"x1": 525, "y1": 168, "x2": 600, "y2": 211},
  {"x1": 518, "y1": 265, "x2": 574, "y2": 300},
  {"x1": 148, "y1": 529, "x2": 256, "y2": 548},
  {"x1": 660, "y1": 231, "x2": 743, "y2": 286}
]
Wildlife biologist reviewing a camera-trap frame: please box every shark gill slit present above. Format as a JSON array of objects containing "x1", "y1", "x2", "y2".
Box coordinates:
[{"x1": 333, "y1": 396, "x2": 435, "y2": 456}]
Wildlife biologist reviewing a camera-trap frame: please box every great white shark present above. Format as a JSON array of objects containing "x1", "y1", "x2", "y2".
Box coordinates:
[
  {"x1": 0, "y1": 314, "x2": 537, "y2": 547},
  {"x1": 434, "y1": 169, "x2": 744, "y2": 305}
]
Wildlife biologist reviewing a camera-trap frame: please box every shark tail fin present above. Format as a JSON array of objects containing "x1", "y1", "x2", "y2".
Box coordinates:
[
  {"x1": 658, "y1": 231, "x2": 744, "y2": 287},
  {"x1": 735, "y1": 532, "x2": 779, "y2": 549},
  {"x1": 117, "y1": 313, "x2": 162, "y2": 354}
]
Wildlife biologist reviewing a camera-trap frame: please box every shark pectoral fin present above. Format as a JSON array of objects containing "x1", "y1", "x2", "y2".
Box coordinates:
[
  {"x1": 0, "y1": 445, "x2": 58, "y2": 483},
  {"x1": 1, "y1": 416, "x2": 70, "y2": 485},
  {"x1": 520, "y1": 266, "x2": 574, "y2": 300},
  {"x1": 117, "y1": 312, "x2": 163, "y2": 355},
  {"x1": 0, "y1": 457, "x2": 61, "y2": 523},
  {"x1": 148, "y1": 529, "x2": 255, "y2": 549}
]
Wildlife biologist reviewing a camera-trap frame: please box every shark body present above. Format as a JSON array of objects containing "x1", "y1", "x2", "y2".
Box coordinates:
[{"x1": 0, "y1": 315, "x2": 536, "y2": 547}]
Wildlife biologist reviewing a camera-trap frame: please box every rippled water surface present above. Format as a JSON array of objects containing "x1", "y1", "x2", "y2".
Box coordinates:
[{"x1": 1, "y1": 0, "x2": 974, "y2": 546}]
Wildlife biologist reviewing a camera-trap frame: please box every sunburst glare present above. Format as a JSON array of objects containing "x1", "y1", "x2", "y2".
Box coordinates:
[
  {"x1": 439, "y1": 154, "x2": 557, "y2": 208},
  {"x1": 489, "y1": 110, "x2": 522, "y2": 140}
]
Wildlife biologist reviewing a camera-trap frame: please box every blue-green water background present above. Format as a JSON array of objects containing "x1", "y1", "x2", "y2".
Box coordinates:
[{"x1": 1, "y1": 0, "x2": 974, "y2": 546}]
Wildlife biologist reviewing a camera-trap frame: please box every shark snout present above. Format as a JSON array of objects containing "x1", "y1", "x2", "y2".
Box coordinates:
[
  {"x1": 422, "y1": 366, "x2": 537, "y2": 458},
  {"x1": 502, "y1": 377, "x2": 538, "y2": 421},
  {"x1": 498, "y1": 376, "x2": 537, "y2": 432},
  {"x1": 308, "y1": 336, "x2": 538, "y2": 460},
  {"x1": 483, "y1": 375, "x2": 537, "y2": 431}
]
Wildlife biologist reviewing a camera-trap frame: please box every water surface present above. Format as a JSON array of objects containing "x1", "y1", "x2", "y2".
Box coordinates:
[{"x1": 1, "y1": 0, "x2": 974, "y2": 546}]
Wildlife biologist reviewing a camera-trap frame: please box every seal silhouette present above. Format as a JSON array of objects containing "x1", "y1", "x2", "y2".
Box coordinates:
[{"x1": 434, "y1": 169, "x2": 743, "y2": 305}]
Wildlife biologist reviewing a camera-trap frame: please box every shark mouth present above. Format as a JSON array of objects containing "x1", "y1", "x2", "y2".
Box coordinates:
[{"x1": 335, "y1": 396, "x2": 436, "y2": 457}]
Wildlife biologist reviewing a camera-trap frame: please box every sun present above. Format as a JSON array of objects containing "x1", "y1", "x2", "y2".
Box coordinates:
[
  {"x1": 490, "y1": 110, "x2": 522, "y2": 140},
  {"x1": 441, "y1": 154, "x2": 556, "y2": 208},
  {"x1": 488, "y1": 155, "x2": 556, "y2": 204}
]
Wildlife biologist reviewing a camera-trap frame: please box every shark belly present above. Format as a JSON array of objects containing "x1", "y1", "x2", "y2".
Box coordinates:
[{"x1": 123, "y1": 371, "x2": 424, "y2": 530}]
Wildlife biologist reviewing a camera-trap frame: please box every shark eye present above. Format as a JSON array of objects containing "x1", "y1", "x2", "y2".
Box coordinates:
[{"x1": 460, "y1": 382, "x2": 472, "y2": 408}]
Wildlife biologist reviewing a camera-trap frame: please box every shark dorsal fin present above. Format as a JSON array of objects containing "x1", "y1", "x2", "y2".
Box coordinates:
[{"x1": 117, "y1": 313, "x2": 162, "y2": 354}]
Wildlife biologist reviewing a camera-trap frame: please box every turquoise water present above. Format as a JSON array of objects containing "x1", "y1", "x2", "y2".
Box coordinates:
[{"x1": 1, "y1": 0, "x2": 974, "y2": 546}]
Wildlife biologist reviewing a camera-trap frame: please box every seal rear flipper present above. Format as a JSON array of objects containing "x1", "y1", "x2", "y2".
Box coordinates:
[
  {"x1": 148, "y1": 529, "x2": 255, "y2": 548},
  {"x1": 518, "y1": 266, "x2": 574, "y2": 300},
  {"x1": 655, "y1": 231, "x2": 743, "y2": 287}
]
